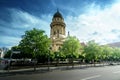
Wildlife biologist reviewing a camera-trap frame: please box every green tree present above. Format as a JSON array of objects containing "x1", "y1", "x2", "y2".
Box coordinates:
[
  {"x1": 83, "y1": 40, "x2": 100, "y2": 66},
  {"x1": 4, "y1": 50, "x2": 11, "y2": 58},
  {"x1": 102, "y1": 45, "x2": 112, "y2": 62},
  {"x1": 60, "y1": 36, "x2": 82, "y2": 67},
  {"x1": 97, "y1": 46, "x2": 105, "y2": 65},
  {"x1": 111, "y1": 47, "x2": 120, "y2": 63},
  {"x1": 19, "y1": 28, "x2": 51, "y2": 63},
  {"x1": 4, "y1": 46, "x2": 21, "y2": 59},
  {"x1": 11, "y1": 46, "x2": 21, "y2": 59}
]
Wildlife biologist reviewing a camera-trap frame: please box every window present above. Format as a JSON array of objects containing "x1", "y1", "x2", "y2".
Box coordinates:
[{"x1": 54, "y1": 31, "x2": 56, "y2": 35}]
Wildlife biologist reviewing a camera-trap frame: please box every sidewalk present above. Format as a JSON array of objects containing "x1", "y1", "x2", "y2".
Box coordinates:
[
  {"x1": 0, "y1": 63, "x2": 113, "y2": 74},
  {"x1": 0, "y1": 66, "x2": 58, "y2": 73},
  {"x1": 0, "y1": 65, "x2": 83, "y2": 73}
]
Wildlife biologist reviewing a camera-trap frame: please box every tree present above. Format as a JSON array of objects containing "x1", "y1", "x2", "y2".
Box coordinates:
[
  {"x1": 60, "y1": 36, "x2": 82, "y2": 67},
  {"x1": 4, "y1": 46, "x2": 21, "y2": 59},
  {"x1": 11, "y1": 46, "x2": 22, "y2": 59},
  {"x1": 111, "y1": 47, "x2": 120, "y2": 63},
  {"x1": 4, "y1": 50, "x2": 11, "y2": 58},
  {"x1": 83, "y1": 40, "x2": 100, "y2": 66},
  {"x1": 19, "y1": 28, "x2": 51, "y2": 63},
  {"x1": 102, "y1": 45, "x2": 112, "y2": 62}
]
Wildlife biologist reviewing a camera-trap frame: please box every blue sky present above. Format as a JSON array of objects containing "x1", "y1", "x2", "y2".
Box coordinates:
[{"x1": 0, "y1": 0, "x2": 120, "y2": 48}]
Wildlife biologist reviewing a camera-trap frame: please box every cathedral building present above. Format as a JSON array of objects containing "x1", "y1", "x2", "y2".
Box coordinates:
[{"x1": 50, "y1": 10, "x2": 66, "y2": 52}]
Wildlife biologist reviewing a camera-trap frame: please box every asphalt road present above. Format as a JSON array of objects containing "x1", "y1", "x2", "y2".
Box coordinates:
[{"x1": 0, "y1": 65, "x2": 120, "y2": 80}]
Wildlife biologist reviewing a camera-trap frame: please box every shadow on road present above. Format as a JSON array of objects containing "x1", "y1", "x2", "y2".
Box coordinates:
[
  {"x1": 0, "y1": 64, "x2": 111, "y2": 77},
  {"x1": 0, "y1": 69, "x2": 53, "y2": 77},
  {"x1": 0, "y1": 66, "x2": 87, "y2": 77}
]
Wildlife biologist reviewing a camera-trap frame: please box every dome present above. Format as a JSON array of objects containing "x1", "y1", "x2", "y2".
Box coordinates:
[{"x1": 53, "y1": 10, "x2": 63, "y2": 19}]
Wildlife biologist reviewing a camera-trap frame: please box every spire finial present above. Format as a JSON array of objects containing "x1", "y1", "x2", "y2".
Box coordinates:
[{"x1": 68, "y1": 31, "x2": 70, "y2": 37}]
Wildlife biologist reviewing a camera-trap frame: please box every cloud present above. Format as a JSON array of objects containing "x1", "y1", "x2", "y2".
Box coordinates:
[
  {"x1": 0, "y1": 8, "x2": 51, "y2": 48},
  {"x1": 1, "y1": 0, "x2": 120, "y2": 48},
  {"x1": 65, "y1": 1, "x2": 120, "y2": 44},
  {"x1": 1, "y1": 36, "x2": 20, "y2": 48},
  {"x1": 9, "y1": 9, "x2": 51, "y2": 30},
  {"x1": 91, "y1": 32, "x2": 99, "y2": 35},
  {"x1": 111, "y1": 29, "x2": 120, "y2": 33}
]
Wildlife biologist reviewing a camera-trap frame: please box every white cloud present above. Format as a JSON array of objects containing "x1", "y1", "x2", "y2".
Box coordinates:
[
  {"x1": 1, "y1": 36, "x2": 21, "y2": 48},
  {"x1": 10, "y1": 9, "x2": 51, "y2": 31},
  {"x1": 2, "y1": 1, "x2": 120, "y2": 48},
  {"x1": 1, "y1": 8, "x2": 52, "y2": 48},
  {"x1": 65, "y1": 1, "x2": 120, "y2": 44}
]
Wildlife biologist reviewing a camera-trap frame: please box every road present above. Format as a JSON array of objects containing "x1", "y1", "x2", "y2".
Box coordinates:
[{"x1": 0, "y1": 65, "x2": 120, "y2": 80}]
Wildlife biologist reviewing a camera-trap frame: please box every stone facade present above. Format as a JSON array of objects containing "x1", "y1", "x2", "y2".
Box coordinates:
[{"x1": 50, "y1": 10, "x2": 66, "y2": 52}]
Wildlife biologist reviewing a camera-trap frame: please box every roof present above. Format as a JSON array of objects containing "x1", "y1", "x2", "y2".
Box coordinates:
[
  {"x1": 107, "y1": 42, "x2": 120, "y2": 47},
  {"x1": 80, "y1": 42, "x2": 86, "y2": 47},
  {"x1": 53, "y1": 10, "x2": 63, "y2": 19}
]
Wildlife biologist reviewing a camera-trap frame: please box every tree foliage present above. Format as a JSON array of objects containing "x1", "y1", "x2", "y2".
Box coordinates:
[
  {"x1": 4, "y1": 28, "x2": 120, "y2": 64},
  {"x1": 60, "y1": 36, "x2": 82, "y2": 59},
  {"x1": 83, "y1": 40, "x2": 101, "y2": 63},
  {"x1": 83, "y1": 41, "x2": 120, "y2": 64},
  {"x1": 19, "y1": 28, "x2": 51, "y2": 62},
  {"x1": 4, "y1": 50, "x2": 11, "y2": 58},
  {"x1": 4, "y1": 46, "x2": 21, "y2": 59}
]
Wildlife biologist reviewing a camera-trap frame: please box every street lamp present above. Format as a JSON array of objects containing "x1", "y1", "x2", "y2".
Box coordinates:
[
  {"x1": 55, "y1": 51, "x2": 59, "y2": 66},
  {"x1": 57, "y1": 52, "x2": 59, "y2": 66},
  {"x1": 31, "y1": 42, "x2": 37, "y2": 71},
  {"x1": 33, "y1": 48, "x2": 37, "y2": 71},
  {"x1": 57, "y1": 47, "x2": 61, "y2": 66},
  {"x1": 7, "y1": 50, "x2": 13, "y2": 72},
  {"x1": 48, "y1": 46, "x2": 52, "y2": 71}
]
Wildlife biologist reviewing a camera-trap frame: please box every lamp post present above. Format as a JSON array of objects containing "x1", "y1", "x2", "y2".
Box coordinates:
[
  {"x1": 33, "y1": 48, "x2": 37, "y2": 71},
  {"x1": 57, "y1": 52, "x2": 59, "y2": 66},
  {"x1": 31, "y1": 42, "x2": 37, "y2": 71},
  {"x1": 48, "y1": 47, "x2": 51, "y2": 71},
  {"x1": 57, "y1": 47, "x2": 61, "y2": 66},
  {"x1": 8, "y1": 50, "x2": 13, "y2": 72}
]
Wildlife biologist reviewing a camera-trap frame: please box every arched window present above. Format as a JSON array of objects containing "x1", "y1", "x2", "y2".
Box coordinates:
[
  {"x1": 57, "y1": 30, "x2": 59, "y2": 34},
  {"x1": 54, "y1": 31, "x2": 56, "y2": 35},
  {"x1": 57, "y1": 30, "x2": 59, "y2": 37}
]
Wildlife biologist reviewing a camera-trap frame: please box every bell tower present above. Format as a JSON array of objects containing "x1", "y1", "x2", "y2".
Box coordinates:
[{"x1": 50, "y1": 10, "x2": 66, "y2": 51}]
